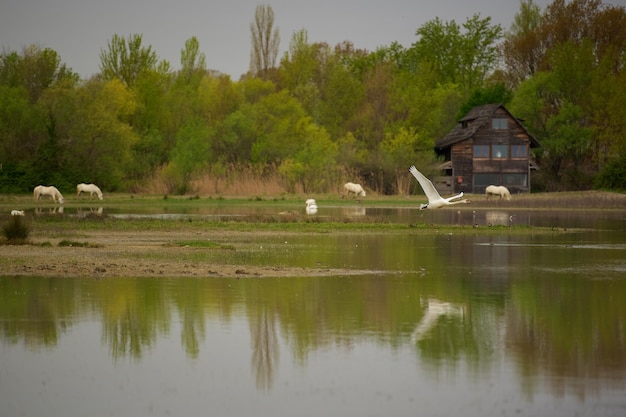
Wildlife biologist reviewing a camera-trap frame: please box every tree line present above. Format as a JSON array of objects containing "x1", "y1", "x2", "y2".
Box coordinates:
[{"x1": 1, "y1": 0, "x2": 625, "y2": 195}]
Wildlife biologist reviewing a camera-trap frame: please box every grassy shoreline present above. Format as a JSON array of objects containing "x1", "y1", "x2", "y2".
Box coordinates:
[{"x1": 2, "y1": 189, "x2": 625, "y2": 210}]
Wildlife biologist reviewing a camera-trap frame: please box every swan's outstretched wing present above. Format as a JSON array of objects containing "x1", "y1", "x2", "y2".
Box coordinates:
[{"x1": 409, "y1": 166, "x2": 441, "y2": 203}]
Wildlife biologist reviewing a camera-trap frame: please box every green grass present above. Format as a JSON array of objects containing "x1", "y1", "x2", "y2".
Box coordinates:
[
  {"x1": 57, "y1": 240, "x2": 102, "y2": 248},
  {"x1": 169, "y1": 240, "x2": 235, "y2": 249}
]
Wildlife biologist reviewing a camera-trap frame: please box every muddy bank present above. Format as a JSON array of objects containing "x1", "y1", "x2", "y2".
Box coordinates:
[{"x1": 0, "y1": 229, "x2": 384, "y2": 279}]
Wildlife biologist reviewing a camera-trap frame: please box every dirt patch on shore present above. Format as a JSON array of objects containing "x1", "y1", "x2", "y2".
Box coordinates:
[{"x1": 0, "y1": 229, "x2": 372, "y2": 279}]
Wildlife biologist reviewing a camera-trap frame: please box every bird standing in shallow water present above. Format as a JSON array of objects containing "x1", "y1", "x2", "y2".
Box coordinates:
[{"x1": 305, "y1": 198, "x2": 318, "y2": 215}]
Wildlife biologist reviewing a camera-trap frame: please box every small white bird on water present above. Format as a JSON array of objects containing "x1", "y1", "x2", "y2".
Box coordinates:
[
  {"x1": 305, "y1": 198, "x2": 318, "y2": 215},
  {"x1": 409, "y1": 165, "x2": 469, "y2": 209}
]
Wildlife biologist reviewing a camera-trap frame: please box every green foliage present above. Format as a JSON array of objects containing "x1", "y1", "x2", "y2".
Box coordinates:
[
  {"x1": 99, "y1": 34, "x2": 170, "y2": 87},
  {"x1": 279, "y1": 121, "x2": 338, "y2": 193},
  {"x1": 595, "y1": 152, "x2": 626, "y2": 191},
  {"x1": 458, "y1": 83, "x2": 512, "y2": 119},
  {"x1": 410, "y1": 14, "x2": 502, "y2": 91},
  {"x1": 250, "y1": 90, "x2": 308, "y2": 164},
  {"x1": 180, "y1": 36, "x2": 206, "y2": 80},
  {"x1": 41, "y1": 78, "x2": 138, "y2": 189},
  {"x1": 165, "y1": 118, "x2": 212, "y2": 194}
]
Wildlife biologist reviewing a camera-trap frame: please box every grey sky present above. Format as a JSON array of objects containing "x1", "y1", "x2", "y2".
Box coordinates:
[{"x1": 1, "y1": 0, "x2": 622, "y2": 80}]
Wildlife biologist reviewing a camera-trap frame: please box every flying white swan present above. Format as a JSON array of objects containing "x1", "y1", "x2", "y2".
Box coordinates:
[{"x1": 409, "y1": 165, "x2": 469, "y2": 209}]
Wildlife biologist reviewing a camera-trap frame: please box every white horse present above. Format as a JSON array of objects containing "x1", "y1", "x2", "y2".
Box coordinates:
[
  {"x1": 344, "y1": 182, "x2": 366, "y2": 197},
  {"x1": 485, "y1": 185, "x2": 511, "y2": 200},
  {"x1": 33, "y1": 185, "x2": 64, "y2": 204},
  {"x1": 11, "y1": 210, "x2": 25, "y2": 216},
  {"x1": 77, "y1": 183, "x2": 103, "y2": 200},
  {"x1": 305, "y1": 198, "x2": 318, "y2": 215}
]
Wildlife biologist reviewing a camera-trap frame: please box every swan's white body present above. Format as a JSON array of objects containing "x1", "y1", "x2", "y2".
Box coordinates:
[
  {"x1": 11, "y1": 210, "x2": 25, "y2": 216},
  {"x1": 305, "y1": 198, "x2": 318, "y2": 215},
  {"x1": 409, "y1": 166, "x2": 469, "y2": 209}
]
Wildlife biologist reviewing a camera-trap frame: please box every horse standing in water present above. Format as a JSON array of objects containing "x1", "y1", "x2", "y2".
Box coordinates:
[
  {"x1": 33, "y1": 185, "x2": 64, "y2": 204},
  {"x1": 76, "y1": 183, "x2": 103, "y2": 200}
]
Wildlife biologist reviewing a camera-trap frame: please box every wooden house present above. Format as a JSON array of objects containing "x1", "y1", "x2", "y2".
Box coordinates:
[{"x1": 434, "y1": 103, "x2": 540, "y2": 195}]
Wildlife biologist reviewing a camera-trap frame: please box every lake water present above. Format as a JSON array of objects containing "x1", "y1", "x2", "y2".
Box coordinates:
[{"x1": 1, "y1": 206, "x2": 625, "y2": 417}]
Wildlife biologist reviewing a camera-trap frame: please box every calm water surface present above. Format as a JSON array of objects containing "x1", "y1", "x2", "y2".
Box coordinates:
[{"x1": 1, "y1": 207, "x2": 625, "y2": 417}]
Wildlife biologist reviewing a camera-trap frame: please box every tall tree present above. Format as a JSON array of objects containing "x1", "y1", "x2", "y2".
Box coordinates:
[
  {"x1": 249, "y1": 4, "x2": 280, "y2": 79},
  {"x1": 0, "y1": 45, "x2": 76, "y2": 103},
  {"x1": 41, "y1": 78, "x2": 138, "y2": 189},
  {"x1": 500, "y1": 0, "x2": 545, "y2": 88},
  {"x1": 410, "y1": 15, "x2": 502, "y2": 91},
  {"x1": 100, "y1": 34, "x2": 170, "y2": 87},
  {"x1": 180, "y1": 36, "x2": 206, "y2": 80}
]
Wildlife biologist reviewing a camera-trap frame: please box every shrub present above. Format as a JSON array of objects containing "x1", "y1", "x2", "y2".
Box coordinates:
[
  {"x1": 1, "y1": 216, "x2": 31, "y2": 242},
  {"x1": 595, "y1": 153, "x2": 626, "y2": 191}
]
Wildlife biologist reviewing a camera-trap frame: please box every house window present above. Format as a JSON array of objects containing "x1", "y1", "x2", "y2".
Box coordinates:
[
  {"x1": 473, "y1": 145, "x2": 489, "y2": 158},
  {"x1": 474, "y1": 174, "x2": 499, "y2": 186},
  {"x1": 503, "y1": 174, "x2": 528, "y2": 187},
  {"x1": 492, "y1": 118, "x2": 507, "y2": 129},
  {"x1": 492, "y1": 145, "x2": 508, "y2": 158},
  {"x1": 511, "y1": 145, "x2": 527, "y2": 158}
]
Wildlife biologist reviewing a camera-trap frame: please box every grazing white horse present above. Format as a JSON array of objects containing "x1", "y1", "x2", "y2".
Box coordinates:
[
  {"x1": 11, "y1": 210, "x2": 25, "y2": 216},
  {"x1": 409, "y1": 166, "x2": 469, "y2": 209},
  {"x1": 344, "y1": 182, "x2": 366, "y2": 197},
  {"x1": 305, "y1": 198, "x2": 318, "y2": 215},
  {"x1": 485, "y1": 185, "x2": 511, "y2": 200},
  {"x1": 33, "y1": 185, "x2": 64, "y2": 204},
  {"x1": 77, "y1": 183, "x2": 103, "y2": 200}
]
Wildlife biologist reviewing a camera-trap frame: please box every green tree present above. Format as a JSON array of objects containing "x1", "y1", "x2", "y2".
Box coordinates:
[
  {"x1": 458, "y1": 83, "x2": 513, "y2": 118},
  {"x1": 0, "y1": 45, "x2": 76, "y2": 103},
  {"x1": 411, "y1": 14, "x2": 502, "y2": 91},
  {"x1": 100, "y1": 34, "x2": 170, "y2": 87},
  {"x1": 42, "y1": 78, "x2": 138, "y2": 189},
  {"x1": 279, "y1": 121, "x2": 338, "y2": 193},
  {"x1": 127, "y1": 68, "x2": 172, "y2": 183},
  {"x1": 249, "y1": 90, "x2": 308, "y2": 165},
  {"x1": 0, "y1": 84, "x2": 47, "y2": 191},
  {"x1": 180, "y1": 36, "x2": 206, "y2": 81},
  {"x1": 590, "y1": 56, "x2": 626, "y2": 171},
  {"x1": 165, "y1": 118, "x2": 211, "y2": 194},
  {"x1": 500, "y1": 0, "x2": 544, "y2": 88}
]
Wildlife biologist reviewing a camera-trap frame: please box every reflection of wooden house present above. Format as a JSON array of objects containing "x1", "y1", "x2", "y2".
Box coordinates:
[{"x1": 434, "y1": 103, "x2": 540, "y2": 195}]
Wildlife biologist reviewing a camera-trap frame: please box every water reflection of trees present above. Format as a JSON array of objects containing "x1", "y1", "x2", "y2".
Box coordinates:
[
  {"x1": 507, "y1": 277, "x2": 626, "y2": 393},
  {"x1": 0, "y1": 277, "x2": 77, "y2": 349},
  {"x1": 1, "y1": 273, "x2": 625, "y2": 394},
  {"x1": 100, "y1": 279, "x2": 171, "y2": 360}
]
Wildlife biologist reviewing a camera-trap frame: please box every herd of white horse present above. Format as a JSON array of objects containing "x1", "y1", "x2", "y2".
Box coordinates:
[
  {"x1": 13, "y1": 168, "x2": 513, "y2": 216},
  {"x1": 31, "y1": 183, "x2": 103, "y2": 205}
]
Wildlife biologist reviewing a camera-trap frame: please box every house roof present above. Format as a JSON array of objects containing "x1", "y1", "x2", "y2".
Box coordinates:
[{"x1": 435, "y1": 103, "x2": 541, "y2": 151}]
